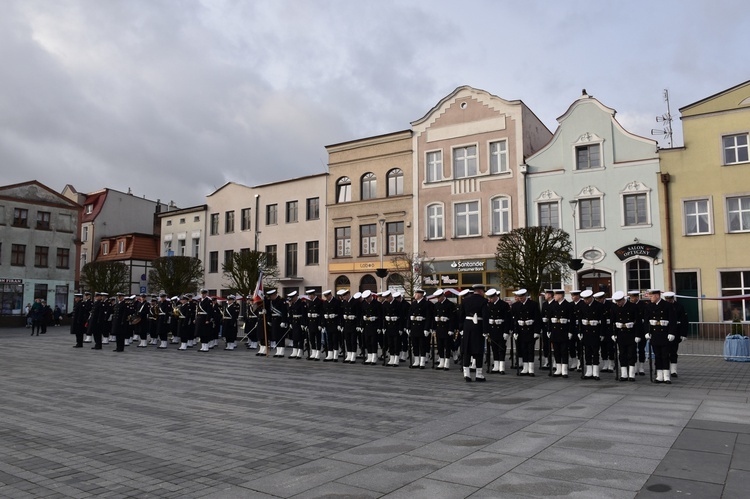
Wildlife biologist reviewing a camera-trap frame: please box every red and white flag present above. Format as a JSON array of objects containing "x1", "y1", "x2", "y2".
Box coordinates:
[{"x1": 252, "y1": 271, "x2": 264, "y2": 309}]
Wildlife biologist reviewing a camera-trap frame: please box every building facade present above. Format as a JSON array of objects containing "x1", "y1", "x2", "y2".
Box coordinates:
[
  {"x1": 95, "y1": 233, "x2": 160, "y2": 295},
  {"x1": 157, "y1": 204, "x2": 207, "y2": 261},
  {"x1": 659, "y1": 80, "x2": 750, "y2": 323},
  {"x1": 412, "y1": 86, "x2": 552, "y2": 294},
  {"x1": 326, "y1": 130, "x2": 414, "y2": 295},
  {"x1": 0, "y1": 181, "x2": 81, "y2": 318},
  {"x1": 525, "y1": 92, "x2": 664, "y2": 296}
]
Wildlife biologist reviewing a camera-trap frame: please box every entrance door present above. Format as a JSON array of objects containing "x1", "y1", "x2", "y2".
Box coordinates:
[
  {"x1": 674, "y1": 271, "x2": 700, "y2": 323},
  {"x1": 579, "y1": 270, "x2": 612, "y2": 295}
]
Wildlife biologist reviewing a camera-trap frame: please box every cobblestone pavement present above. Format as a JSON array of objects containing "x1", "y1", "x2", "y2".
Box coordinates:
[{"x1": 1, "y1": 326, "x2": 749, "y2": 498}]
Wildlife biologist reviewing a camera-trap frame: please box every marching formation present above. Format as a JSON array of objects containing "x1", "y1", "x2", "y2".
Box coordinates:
[{"x1": 67, "y1": 285, "x2": 688, "y2": 384}]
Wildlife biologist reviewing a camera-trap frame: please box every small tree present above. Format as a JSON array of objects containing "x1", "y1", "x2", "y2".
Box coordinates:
[
  {"x1": 495, "y1": 226, "x2": 572, "y2": 299},
  {"x1": 80, "y1": 261, "x2": 130, "y2": 294},
  {"x1": 148, "y1": 256, "x2": 204, "y2": 296},
  {"x1": 390, "y1": 252, "x2": 434, "y2": 301},
  {"x1": 222, "y1": 250, "x2": 279, "y2": 297}
]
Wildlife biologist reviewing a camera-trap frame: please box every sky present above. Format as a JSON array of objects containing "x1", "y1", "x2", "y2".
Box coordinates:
[{"x1": 2, "y1": 0, "x2": 748, "y2": 207}]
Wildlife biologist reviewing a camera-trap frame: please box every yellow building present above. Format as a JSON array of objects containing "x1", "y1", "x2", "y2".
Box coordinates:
[{"x1": 659, "y1": 80, "x2": 750, "y2": 323}]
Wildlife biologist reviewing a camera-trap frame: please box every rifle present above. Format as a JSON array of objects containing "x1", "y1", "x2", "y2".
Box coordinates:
[
  {"x1": 484, "y1": 334, "x2": 491, "y2": 373},
  {"x1": 614, "y1": 339, "x2": 620, "y2": 381},
  {"x1": 648, "y1": 339, "x2": 654, "y2": 383},
  {"x1": 548, "y1": 333, "x2": 554, "y2": 377},
  {"x1": 515, "y1": 334, "x2": 521, "y2": 376},
  {"x1": 580, "y1": 337, "x2": 587, "y2": 379},
  {"x1": 432, "y1": 331, "x2": 437, "y2": 369},
  {"x1": 510, "y1": 333, "x2": 517, "y2": 369},
  {"x1": 383, "y1": 329, "x2": 388, "y2": 367}
]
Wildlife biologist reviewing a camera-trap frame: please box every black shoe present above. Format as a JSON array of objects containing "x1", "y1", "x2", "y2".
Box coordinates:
[
  {"x1": 420, "y1": 366, "x2": 425, "y2": 370},
  {"x1": 665, "y1": 380, "x2": 672, "y2": 384},
  {"x1": 594, "y1": 376, "x2": 600, "y2": 381},
  {"x1": 628, "y1": 377, "x2": 635, "y2": 382},
  {"x1": 553, "y1": 373, "x2": 562, "y2": 377},
  {"x1": 92, "y1": 345, "x2": 102, "y2": 350},
  {"x1": 529, "y1": 373, "x2": 536, "y2": 377},
  {"x1": 114, "y1": 349, "x2": 124, "y2": 352},
  {"x1": 464, "y1": 376, "x2": 473, "y2": 382},
  {"x1": 638, "y1": 372, "x2": 645, "y2": 376},
  {"x1": 73, "y1": 344, "x2": 83, "y2": 348},
  {"x1": 671, "y1": 373, "x2": 678, "y2": 378},
  {"x1": 443, "y1": 366, "x2": 449, "y2": 371},
  {"x1": 619, "y1": 377, "x2": 628, "y2": 382},
  {"x1": 476, "y1": 377, "x2": 486, "y2": 382},
  {"x1": 562, "y1": 374, "x2": 569, "y2": 378}
]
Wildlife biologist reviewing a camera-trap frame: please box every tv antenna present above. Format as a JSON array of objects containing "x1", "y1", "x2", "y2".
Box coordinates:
[{"x1": 651, "y1": 89, "x2": 673, "y2": 148}]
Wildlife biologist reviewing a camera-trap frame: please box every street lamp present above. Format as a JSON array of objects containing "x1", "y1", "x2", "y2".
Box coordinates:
[
  {"x1": 568, "y1": 200, "x2": 583, "y2": 287},
  {"x1": 376, "y1": 218, "x2": 388, "y2": 292}
]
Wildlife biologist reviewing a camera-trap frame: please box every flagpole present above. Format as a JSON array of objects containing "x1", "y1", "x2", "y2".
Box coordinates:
[{"x1": 262, "y1": 299, "x2": 269, "y2": 357}]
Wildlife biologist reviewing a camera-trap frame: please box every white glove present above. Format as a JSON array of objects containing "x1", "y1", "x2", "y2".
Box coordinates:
[
  {"x1": 459, "y1": 330, "x2": 464, "y2": 336},
  {"x1": 681, "y1": 336, "x2": 687, "y2": 341},
  {"x1": 635, "y1": 337, "x2": 641, "y2": 343},
  {"x1": 483, "y1": 333, "x2": 489, "y2": 338},
  {"x1": 615, "y1": 322, "x2": 623, "y2": 329},
  {"x1": 503, "y1": 333, "x2": 509, "y2": 340},
  {"x1": 338, "y1": 326, "x2": 343, "y2": 332},
  {"x1": 356, "y1": 327, "x2": 363, "y2": 333},
  {"x1": 424, "y1": 331, "x2": 429, "y2": 337},
  {"x1": 513, "y1": 333, "x2": 518, "y2": 340},
  {"x1": 547, "y1": 332, "x2": 551, "y2": 339},
  {"x1": 578, "y1": 334, "x2": 583, "y2": 341},
  {"x1": 611, "y1": 335, "x2": 617, "y2": 342},
  {"x1": 405, "y1": 328, "x2": 410, "y2": 334},
  {"x1": 599, "y1": 336, "x2": 604, "y2": 342},
  {"x1": 534, "y1": 333, "x2": 540, "y2": 339},
  {"x1": 568, "y1": 333, "x2": 573, "y2": 340},
  {"x1": 668, "y1": 334, "x2": 675, "y2": 342},
  {"x1": 645, "y1": 333, "x2": 651, "y2": 340},
  {"x1": 280, "y1": 323, "x2": 286, "y2": 328}
]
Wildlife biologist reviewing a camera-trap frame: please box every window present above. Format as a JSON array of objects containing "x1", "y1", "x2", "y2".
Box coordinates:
[
  {"x1": 36, "y1": 211, "x2": 51, "y2": 230},
  {"x1": 178, "y1": 239, "x2": 186, "y2": 256},
  {"x1": 578, "y1": 198, "x2": 602, "y2": 229},
  {"x1": 81, "y1": 252, "x2": 87, "y2": 267},
  {"x1": 265, "y1": 245, "x2": 277, "y2": 266},
  {"x1": 427, "y1": 204, "x2": 444, "y2": 240},
  {"x1": 360, "y1": 224, "x2": 377, "y2": 256},
  {"x1": 285, "y1": 243, "x2": 298, "y2": 277},
  {"x1": 56, "y1": 248, "x2": 70, "y2": 269},
  {"x1": 360, "y1": 275, "x2": 377, "y2": 294},
  {"x1": 489, "y1": 140, "x2": 508, "y2": 174},
  {"x1": 118, "y1": 240, "x2": 126, "y2": 253},
  {"x1": 35, "y1": 246, "x2": 49, "y2": 267},
  {"x1": 179, "y1": 218, "x2": 185, "y2": 224},
  {"x1": 85, "y1": 204, "x2": 93, "y2": 214},
  {"x1": 166, "y1": 220, "x2": 172, "y2": 226},
  {"x1": 624, "y1": 193, "x2": 648, "y2": 226},
  {"x1": 387, "y1": 222, "x2": 404, "y2": 254},
  {"x1": 576, "y1": 144, "x2": 601, "y2": 170},
  {"x1": 0, "y1": 282, "x2": 24, "y2": 316},
  {"x1": 453, "y1": 145, "x2": 477, "y2": 178},
  {"x1": 626, "y1": 259, "x2": 651, "y2": 292},
  {"x1": 306, "y1": 198, "x2": 319, "y2": 220},
  {"x1": 240, "y1": 208, "x2": 251, "y2": 231},
  {"x1": 57, "y1": 213, "x2": 72, "y2": 232},
  {"x1": 335, "y1": 227, "x2": 351, "y2": 257},
  {"x1": 82, "y1": 225, "x2": 89, "y2": 242},
  {"x1": 490, "y1": 197, "x2": 511, "y2": 234},
  {"x1": 224, "y1": 250, "x2": 234, "y2": 269},
  {"x1": 720, "y1": 271, "x2": 750, "y2": 321},
  {"x1": 210, "y1": 213, "x2": 219, "y2": 235},
  {"x1": 336, "y1": 177, "x2": 352, "y2": 203},
  {"x1": 455, "y1": 201, "x2": 480, "y2": 237},
  {"x1": 209, "y1": 251, "x2": 219, "y2": 273},
  {"x1": 305, "y1": 241, "x2": 319, "y2": 265},
  {"x1": 11, "y1": 244, "x2": 26, "y2": 266},
  {"x1": 723, "y1": 134, "x2": 749, "y2": 165},
  {"x1": 684, "y1": 199, "x2": 711, "y2": 235},
  {"x1": 192, "y1": 238, "x2": 200, "y2": 258},
  {"x1": 426, "y1": 151, "x2": 443, "y2": 183},
  {"x1": 266, "y1": 204, "x2": 277, "y2": 225},
  {"x1": 164, "y1": 240, "x2": 172, "y2": 255},
  {"x1": 225, "y1": 211, "x2": 235, "y2": 233},
  {"x1": 538, "y1": 202, "x2": 559, "y2": 229},
  {"x1": 727, "y1": 196, "x2": 750, "y2": 232},
  {"x1": 101, "y1": 242, "x2": 109, "y2": 255},
  {"x1": 194, "y1": 215, "x2": 200, "y2": 222},
  {"x1": 361, "y1": 173, "x2": 377, "y2": 200},
  {"x1": 286, "y1": 201, "x2": 298, "y2": 223},
  {"x1": 34, "y1": 284, "x2": 48, "y2": 300},
  {"x1": 13, "y1": 208, "x2": 28, "y2": 227},
  {"x1": 387, "y1": 169, "x2": 404, "y2": 196}
]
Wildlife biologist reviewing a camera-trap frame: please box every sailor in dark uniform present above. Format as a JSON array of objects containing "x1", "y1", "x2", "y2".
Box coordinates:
[
  {"x1": 87, "y1": 292, "x2": 105, "y2": 350},
  {"x1": 433, "y1": 289, "x2": 457, "y2": 371},
  {"x1": 511, "y1": 288, "x2": 541, "y2": 376},
  {"x1": 382, "y1": 290, "x2": 403, "y2": 366},
  {"x1": 578, "y1": 290, "x2": 604, "y2": 379},
  {"x1": 222, "y1": 295, "x2": 241, "y2": 350},
  {"x1": 629, "y1": 290, "x2": 648, "y2": 375},
  {"x1": 176, "y1": 295, "x2": 190, "y2": 350},
  {"x1": 360, "y1": 290, "x2": 382, "y2": 365},
  {"x1": 644, "y1": 289, "x2": 678, "y2": 383},
  {"x1": 340, "y1": 290, "x2": 360, "y2": 363},
  {"x1": 547, "y1": 289, "x2": 573, "y2": 377},
  {"x1": 459, "y1": 284, "x2": 489, "y2": 381},
  {"x1": 112, "y1": 292, "x2": 128, "y2": 352},
  {"x1": 264, "y1": 290, "x2": 287, "y2": 357},
  {"x1": 322, "y1": 290, "x2": 342, "y2": 361},
  {"x1": 70, "y1": 293, "x2": 85, "y2": 348},
  {"x1": 569, "y1": 290, "x2": 583, "y2": 371},
  {"x1": 305, "y1": 289, "x2": 323, "y2": 360},
  {"x1": 540, "y1": 289, "x2": 554, "y2": 370},
  {"x1": 595, "y1": 291, "x2": 614, "y2": 373},
  {"x1": 610, "y1": 290, "x2": 640, "y2": 381},
  {"x1": 155, "y1": 292, "x2": 171, "y2": 349},
  {"x1": 286, "y1": 291, "x2": 305, "y2": 359},
  {"x1": 486, "y1": 288, "x2": 510, "y2": 374},
  {"x1": 407, "y1": 289, "x2": 432, "y2": 369},
  {"x1": 195, "y1": 289, "x2": 213, "y2": 352},
  {"x1": 81, "y1": 291, "x2": 93, "y2": 343},
  {"x1": 664, "y1": 291, "x2": 688, "y2": 378}
]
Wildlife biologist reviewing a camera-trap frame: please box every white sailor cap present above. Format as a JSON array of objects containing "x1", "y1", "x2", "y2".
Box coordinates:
[
  {"x1": 663, "y1": 291, "x2": 675, "y2": 298},
  {"x1": 227, "y1": 294, "x2": 236, "y2": 300},
  {"x1": 648, "y1": 289, "x2": 662, "y2": 295},
  {"x1": 305, "y1": 289, "x2": 317, "y2": 294},
  {"x1": 361, "y1": 290, "x2": 372, "y2": 299},
  {"x1": 171, "y1": 295, "x2": 180, "y2": 301},
  {"x1": 593, "y1": 291, "x2": 605, "y2": 299},
  {"x1": 570, "y1": 290, "x2": 581, "y2": 295},
  {"x1": 287, "y1": 291, "x2": 297, "y2": 298},
  {"x1": 74, "y1": 293, "x2": 83, "y2": 297},
  {"x1": 116, "y1": 292, "x2": 125, "y2": 297},
  {"x1": 100, "y1": 292, "x2": 109, "y2": 297},
  {"x1": 392, "y1": 291, "x2": 401, "y2": 298},
  {"x1": 414, "y1": 288, "x2": 425, "y2": 294},
  {"x1": 612, "y1": 291, "x2": 626, "y2": 301},
  {"x1": 472, "y1": 284, "x2": 486, "y2": 290},
  {"x1": 433, "y1": 288, "x2": 445, "y2": 297},
  {"x1": 554, "y1": 289, "x2": 565, "y2": 295},
  {"x1": 580, "y1": 290, "x2": 594, "y2": 298},
  {"x1": 513, "y1": 289, "x2": 528, "y2": 296},
  {"x1": 200, "y1": 289, "x2": 208, "y2": 294},
  {"x1": 322, "y1": 290, "x2": 332, "y2": 296},
  {"x1": 381, "y1": 290, "x2": 391, "y2": 297},
  {"x1": 266, "y1": 289, "x2": 277, "y2": 295},
  {"x1": 627, "y1": 290, "x2": 640, "y2": 296},
  {"x1": 485, "y1": 288, "x2": 498, "y2": 297},
  {"x1": 337, "y1": 289, "x2": 349, "y2": 296},
  {"x1": 353, "y1": 292, "x2": 362, "y2": 299},
  {"x1": 458, "y1": 289, "x2": 471, "y2": 297}
]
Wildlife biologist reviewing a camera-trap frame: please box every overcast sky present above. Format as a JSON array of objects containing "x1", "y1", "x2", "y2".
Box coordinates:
[{"x1": 2, "y1": 0, "x2": 747, "y2": 206}]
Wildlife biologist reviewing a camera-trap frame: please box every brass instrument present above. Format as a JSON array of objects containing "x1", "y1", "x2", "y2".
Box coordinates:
[
  {"x1": 128, "y1": 314, "x2": 142, "y2": 325},
  {"x1": 173, "y1": 305, "x2": 183, "y2": 318},
  {"x1": 238, "y1": 316, "x2": 246, "y2": 329}
]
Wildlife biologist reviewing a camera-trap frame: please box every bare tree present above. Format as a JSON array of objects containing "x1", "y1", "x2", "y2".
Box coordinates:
[
  {"x1": 80, "y1": 261, "x2": 130, "y2": 294},
  {"x1": 389, "y1": 252, "x2": 434, "y2": 300},
  {"x1": 148, "y1": 256, "x2": 204, "y2": 296},
  {"x1": 222, "y1": 250, "x2": 279, "y2": 297},
  {"x1": 495, "y1": 226, "x2": 572, "y2": 299}
]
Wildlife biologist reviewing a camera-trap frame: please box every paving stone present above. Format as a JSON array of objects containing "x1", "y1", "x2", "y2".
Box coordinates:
[
  {"x1": 335, "y1": 454, "x2": 445, "y2": 494},
  {"x1": 722, "y1": 468, "x2": 750, "y2": 499},
  {"x1": 672, "y1": 428, "x2": 737, "y2": 455},
  {"x1": 512, "y1": 458, "x2": 649, "y2": 491},
  {"x1": 484, "y1": 471, "x2": 636, "y2": 498},
  {"x1": 482, "y1": 431, "x2": 562, "y2": 458},
  {"x1": 288, "y1": 481, "x2": 380, "y2": 498},
  {"x1": 327, "y1": 437, "x2": 423, "y2": 466},
  {"x1": 380, "y1": 478, "x2": 477, "y2": 498},
  {"x1": 426, "y1": 451, "x2": 525, "y2": 487},
  {"x1": 730, "y1": 443, "x2": 750, "y2": 471},
  {"x1": 536, "y1": 447, "x2": 662, "y2": 475},
  {"x1": 406, "y1": 434, "x2": 494, "y2": 462},
  {"x1": 636, "y1": 475, "x2": 724, "y2": 498},
  {"x1": 553, "y1": 435, "x2": 670, "y2": 459},
  {"x1": 652, "y1": 448, "x2": 731, "y2": 484},
  {"x1": 522, "y1": 415, "x2": 588, "y2": 436}
]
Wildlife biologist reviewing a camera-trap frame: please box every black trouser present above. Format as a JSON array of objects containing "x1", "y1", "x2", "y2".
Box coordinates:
[
  {"x1": 568, "y1": 334, "x2": 579, "y2": 360},
  {"x1": 618, "y1": 342, "x2": 636, "y2": 367},
  {"x1": 541, "y1": 329, "x2": 550, "y2": 358},
  {"x1": 517, "y1": 336, "x2": 535, "y2": 363},
  {"x1": 600, "y1": 336, "x2": 615, "y2": 361},
  {"x1": 343, "y1": 326, "x2": 357, "y2": 354},
  {"x1": 223, "y1": 320, "x2": 237, "y2": 343},
  {"x1": 489, "y1": 330, "x2": 506, "y2": 362},
  {"x1": 195, "y1": 316, "x2": 210, "y2": 342},
  {"x1": 461, "y1": 330, "x2": 484, "y2": 368},
  {"x1": 75, "y1": 327, "x2": 84, "y2": 346},
  {"x1": 400, "y1": 333, "x2": 409, "y2": 353},
  {"x1": 386, "y1": 333, "x2": 400, "y2": 357},
  {"x1": 92, "y1": 329, "x2": 102, "y2": 347},
  {"x1": 291, "y1": 323, "x2": 304, "y2": 350},
  {"x1": 308, "y1": 324, "x2": 321, "y2": 350},
  {"x1": 669, "y1": 340, "x2": 681, "y2": 363},
  {"x1": 436, "y1": 328, "x2": 452, "y2": 359},
  {"x1": 115, "y1": 328, "x2": 125, "y2": 351},
  {"x1": 583, "y1": 339, "x2": 600, "y2": 365},
  {"x1": 157, "y1": 317, "x2": 169, "y2": 341},
  {"x1": 364, "y1": 327, "x2": 378, "y2": 354},
  {"x1": 410, "y1": 329, "x2": 426, "y2": 357},
  {"x1": 637, "y1": 336, "x2": 647, "y2": 363},
  {"x1": 327, "y1": 324, "x2": 341, "y2": 352},
  {"x1": 552, "y1": 340, "x2": 569, "y2": 364},
  {"x1": 653, "y1": 343, "x2": 670, "y2": 369}
]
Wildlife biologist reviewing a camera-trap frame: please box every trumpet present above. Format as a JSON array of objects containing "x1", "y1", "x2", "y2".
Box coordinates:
[{"x1": 173, "y1": 305, "x2": 185, "y2": 319}]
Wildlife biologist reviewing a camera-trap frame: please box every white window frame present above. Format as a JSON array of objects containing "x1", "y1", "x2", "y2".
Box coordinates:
[
  {"x1": 534, "y1": 190, "x2": 562, "y2": 229},
  {"x1": 336, "y1": 177, "x2": 352, "y2": 203},
  {"x1": 620, "y1": 181, "x2": 652, "y2": 228},
  {"x1": 489, "y1": 140, "x2": 508, "y2": 174},
  {"x1": 360, "y1": 224, "x2": 377, "y2": 256},
  {"x1": 425, "y1": 150, "x2": 443, "y2": 183},
  {"x1": 489, "y1": 196, "x2": 511, "y2": 235},
  {"x1": 426, "y1": 203, "x2": 444, "y2": 240},
  {"x1": 718, "y1": 268, "x2": 750, "y2": 321},
  {"x1": 361, "y1": 172, "x2": 377, "y2": 200},
  {"x1": 387, "y1": 168, "x2": 404, "y2": 196},
  {"x1": 682, "y1": 196, "x2": 713, "y2": 236},
  {"x1": 574, "y1": 186, "x2": 605, "y2": 231},
  {"x1": 452, "y1": 144, "x2": 478, "y2": 179},
  {"x1": 726, "y1": 194, "x2": 750, "y2": 233},
  {"x1": 454, "y1": 200, "x2": 480, "y2": 238},
  {"x1": 572, "y1": 132, "x2": 605, "y2": 171},
  {"x1": 723, "y1": 133, "x2": 749, "y2": 165},
  {"x1": 335, "y1": 227, "x2": 351, "y2": 258}
]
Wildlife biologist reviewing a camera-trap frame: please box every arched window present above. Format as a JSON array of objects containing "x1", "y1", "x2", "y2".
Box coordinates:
[
  {"x1": 427, "y1": 203, "x2": 444, "y2": 240},
  {"x1": 387, "y1": 168, "x2": 404, "y2": 196},
  {"x1": 360, "y1": 274, "x2": 377, "y2": 293},
  {"x1": 336, "y1": 177, "x2": 351, "y2": 203},
  {"x1": 335, "y1": 275, "x2": 350, "y2": 293},
  {"x1": 361, "y1": 173, "x2": 377, "y2": 200},
  {"x1": 626, "y1": 258, "x2": 651, "y2": 292},
  {"x1": 387, "y1": 273, "x2": 404, "y2": 288},
  {"x1": 490, "y1": 196, "x2": 511, "y2": 234}
]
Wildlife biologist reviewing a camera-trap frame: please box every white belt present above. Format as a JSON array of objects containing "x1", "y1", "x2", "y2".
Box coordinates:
[
  {"x1": 660, "y1": 320, "x2": 669, "y2": 326},
  {"x1": 411, "y1": 316, "x2": 425, "y2": 321},
  {"x1": 560, "y1": 318, "x2": 569, "y2": 324},
  {"x1": 344, "y1": 315, "x2": 357, "y2": 320},
  {"x1": 364, "y1": 316, "x2": 377, "y2": 322},
  {"x1": 488, "y1": 318, "x2": 503, "y2": 325},
  {"x1": 550, "y1": 318, "x2": 558, "y2": 323},
  {"x1": 615, "y1": 323, "x2": 624, "y2": 329},
  {"x1": 385, "y1": 316, "x2": 399, "y2": 321},
  {"x1": 649, "y1": 320, "x2": 658, "y2": 326},
  {"x1": 589, "y1": 320, "x2": 600, "y2": 326},
  {"x1": 308, "y1": 313, "x2": 319, "y2": 318},
  {"x1": 581, "y1": 319, "x2": 589, "y2": 326},
  {"x1": 437, "y1": 316, "x2": 450, "y2": 322},
  {"x1": 542, "y1": 317, "x2": 548, "y2": 323}
]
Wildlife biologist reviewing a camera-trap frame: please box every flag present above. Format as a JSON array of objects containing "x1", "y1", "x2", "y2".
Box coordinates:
[{"x1": 252, "y1": 271, "x2": 264, "y2": 309}]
